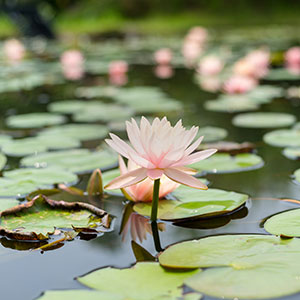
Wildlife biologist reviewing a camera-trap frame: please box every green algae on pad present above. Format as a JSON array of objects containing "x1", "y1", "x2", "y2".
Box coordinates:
[
  {"x1": 78, "y1": 262, "x2": 199, "y2": 300},
  {"x1": 0, "y1": 195, "x2": 107, "y2": 240},
  {"x1": 264, "y1": 208, "x2": 300, "y2": 237},
  {"x1": 6, "y1": 113, "x2": 66, "y2": 128},
  {"x1": 232, "y1": 112, "x2": 296, "y2": 128},
  {"x1": 21, "y1": 149, "x2": 118, "y2": 174},
  {"x1": 134, "y1": 186, "x2": 248, "y2": 221},
  {"x1": 263, "y1": 129, "x2": 300, "y2": 147},
  {"x1": 38, "y1": 124, "x2": 108, "y2": 141},
  {"x1": 190, "y1": 153, "x2": 263, "y2": 174}
]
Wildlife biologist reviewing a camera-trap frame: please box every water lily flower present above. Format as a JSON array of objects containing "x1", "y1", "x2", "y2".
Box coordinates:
[
  {"x1": 3, "y1": 39, "x2": 25, "y2": 63},
  {"x1": 119, "y1": 156, "x2": 179, "y2": 202},
  {"x1": 154, "y1": 48, "x2": 173, "y2": 65},
  {"x1": 285, "y1": 47, "x2": 300, "y2": 74},
  {"x1": 60, "y1": 50, "x2": 85, "y2": 80},
  {"x1": 105, "y1": 117, "x2": 217, "y2": 190},
  {"x1": 197, "y1": 56, "x2": 224, "y2": 76},
  {"x1": 223, "y1": 75, "x2": 257, "y2": 94},
  {"x1": 198, "y1": 76, "x2": 221, "y2": 92},
  {"x1": 109, "y1": 60, "x2": 128, "y2": 76}
]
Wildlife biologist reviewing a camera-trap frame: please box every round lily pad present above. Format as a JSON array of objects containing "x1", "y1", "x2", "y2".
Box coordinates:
[
  {"x1": 48, "y1": 100, "x2": 91, "y2": 114},
  {"x1": 76, "y1": 86, "x2": 119, "y2": 99},
  {"x1": 0, "y1": 195, "x2": 108, "y2": 240},
  {"x1": 3, "y1": 166, "x2": 78, "y2": 187},
  {"x1": 204, "y1": 96, "x2": 259, "y2": 113},
  {"x1": 283, "y1": 147, "x2": 300, "y2": 160},
  {"x1": 263, "y1": 129, "x2": 300, "y2": 147},
  {"x1": 78, "y1": 262, "x2": 198, "y2": 300},
  {"x1": 232, "y1": 112, "x2": 296, "y2": 128},
  {"x1": 0, "y1": 198, "x2": 19, "y2": 211},
  {"x1": 102, "y1": 169, "x2": 122, "y2": 195},
  {"x1": 6, "y1": 113, "x2": 66, "y2": 129},
  {"x1": 248, "y1": 85, "x2": 284, "y2": 101},
  {"x1": 190, "y1": 153, "x2": 264, "y2": 174},
  {"x1": 0, "y1": 152, "x2": 7, "y2": 171},
  {"x1": 38, "y1": 124, "x2": 108, "y2": 141},
  {"x1": 293, "y1": 168, "x2": 300, "y2": 185},
  {"x1": 264, "y1": 208, "x2": 300, "y2": 237},
  {"x1": 265, "y1": 68, "x2": 300, "y2": 81},
  {"x1": 0, "y1": 134, "x2": 12, "y2": 147},
  {"x1": 21, "y1": 149, "x2": 118, "y2": 174},
  {"x1": 196, "y1": 126, "x2": 227, "y2": 143},
  {"x1": 134, "y1": 186, "x2": 248, "y2": 221}
]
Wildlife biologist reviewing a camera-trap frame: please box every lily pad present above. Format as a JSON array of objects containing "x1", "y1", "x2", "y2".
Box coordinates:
[
  {"x1": 0, "y1": 152, "x2": 7, "y2": 171},
  {"x1": 265, "y1": 68, "x2": 300, "y2": 81},
  {"x1": 6, "y1": 113, "x2": 66, "y2": 129},
  {"x1": 0, "y1": 134, "x2": 12, "y2": 147},
  {"x1": 232, "y1": 112, "x2": 296, "y2": 128},
  {"x1": 264, "y1": 208, "x2": 300, "y2": 237},
  {"x1": 190, "y1": 153, "x2": 264, "y2": 174},
  {"x1": 78, "y1": 262, "x2": 198, "y2": 300},
  {"x1": 76, "y1": 86, "x2": 119, "y2": 99},
  {"x1": 0, "y1": 195, "x2": 108, "y2": 240},
  {"x1": 102, "y1": 169, "x2": 122, "y2": 195},
  {"x1": 0, "y1": 198, "x2": 19, "y2": 211},
  {"x1": 38, "y1": 124, "x2": 108, "y2": 141},
  {"x1": 196, "y1": 126, "x2": 227, "y2": 143},
  {"x1": 283, "y1": 147, "x2": 300, "y2": 159},
  {"x1": 248, "y1": 85, "x2": 284, "y2": 101},
  {"x1": 21, "y1": 149, "x2": 118, "y2": 174},
  {"x1": 293, "y1": 168, "x2": 300, "y2": 184},
  {"x1": 48, "y1": 100, "x2": 91, "y2": 114},
  {"x1": 263, "y1": 129, "x2": 300, "y2": 147},
  {"x1": 133, "y1": 186, "x2": 248, "y2": 221}
]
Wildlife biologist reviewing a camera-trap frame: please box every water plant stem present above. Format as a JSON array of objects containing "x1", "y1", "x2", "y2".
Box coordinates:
[{"x1": 151, "y1": 178, "x2": 160, "y2": 222}]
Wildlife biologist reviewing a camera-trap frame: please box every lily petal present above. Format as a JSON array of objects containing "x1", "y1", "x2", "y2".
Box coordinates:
[
  {"x1": 147, "y1": 169, "x2": 164, "y2": 179},
  {"x1": 105, "y1": 167, "x2": 147, "y2": 189},
  {"x1": 164, "y1": 168, "x2": 208, "y2": 189}
]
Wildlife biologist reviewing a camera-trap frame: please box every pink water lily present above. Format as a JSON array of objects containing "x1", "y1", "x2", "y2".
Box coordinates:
[{"x1": 105, "y1": 117, "x2": 217, "y2": 190}]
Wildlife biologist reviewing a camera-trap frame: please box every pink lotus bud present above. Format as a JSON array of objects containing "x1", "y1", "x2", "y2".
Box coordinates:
[
  {"x1": 223, "y1": 76, "x2": 257, "y2": 94},
  {"x1": 109, "y1": 60, "x2": 128, "y2": 77},
  {"x1": 197, "y1": 56, "x2": 223, "y2": 76},
  {"x1": 3, "y1": 39, "x2": 25, "y2": 63},
  {"x1": 154, "y1": 48, "x2": 173, "y2": 65}
]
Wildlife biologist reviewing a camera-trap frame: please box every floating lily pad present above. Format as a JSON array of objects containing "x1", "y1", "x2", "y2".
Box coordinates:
[
  {"x1": 196, "y1": 126, "x2": 227, "y2": 143},
  {"x1": 190, "y1": 153, "x2": 264, "y2": 174},
  {"x1": 21, "y1": 149, "x2": 118, "y2": 174},
  {"x1": 102, "y1": 169, "x2": 122, "y2": 195},
  {"x1": 0, "y1": 198, "x2": 19, "y2": 211},
  {"x1": 199, "y1": 141, "x2": 255, "y2": 155},
  {"x1": 204, "y1": 96, "x2": 259, "y2": 113},
  {"x1": 283, "y1": 147, "x2": 300, "y2": 159},
  {"x1": 0, "y1": 134, "x2": 12, "y2": 147},
  {"x1": 264, "y1": 208, "x2": 300, "y2": 237},
  {"x1": 263, "y1": 129, "x2": 300, "y2": 147},
  {"x1": 6, "y1": 113, "x2": 66, "y2": 129},
  {"x1": 232, "y1": 112, "x2": 296, "y2": 128},
  {"x1": 0, "y1": 195, "x2": 108, "y2": 240},
  {"x1": 78, "y1": 262, "x2": 198, "y2": 300},
  {"x1": 265, "y1": 68, "x2": 300, "y2": 81},
  {"x1": 36, "y1": 135, "x2": 81, "y2": 150},
  {"x1": 0, "y1": 152, "x2": 7, "y2": 171},
  {"x1": 248, "y1": 85, "x2": 284, "y2": 101},
  {"x1": 134, "y1": 186, "x2": 248, "y2": 221},
  {"x1": 76, "y1": 86, "x2": 119, "y2": 99},
  {"x1": 293, "y1": 168, "x2": 300, "y2": 184},
  {"x1": 38, "y1": 124, "x2": 108, "y2": 141},
  {"x1": 48, "y1": 100, "x2": 91, "y2": 114},
  {"x1": 159, "y1": 234, "x2": 300, "y2": 269}
]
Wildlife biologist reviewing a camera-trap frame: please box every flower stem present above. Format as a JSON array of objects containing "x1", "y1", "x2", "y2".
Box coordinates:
[{"x1": 151, "y1": 178, "x2": 160, "y2": 222}]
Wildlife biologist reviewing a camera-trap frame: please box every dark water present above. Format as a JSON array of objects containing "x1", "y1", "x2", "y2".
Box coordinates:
[{"x1": 0, "y1": 65, "x2": 300, "y2": 300}]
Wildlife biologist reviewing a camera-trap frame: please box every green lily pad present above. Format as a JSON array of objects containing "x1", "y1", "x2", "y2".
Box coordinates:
[
  {"x1": 204, "y1": 95, "x2": 259, "y2": 113},
  {"x1": 78, "y1": 262, "x2": 198, "y2": 300},
  {"x1": 232, "y1": 112, "x2": 296, "y2": 128},
  {"x1": 158, "y1": 234, "x2": 300, "y2": 269},
  {"x1": 0, "y1": 134, "x2": 12, "y2": 147},
  {"x1": 265, "y1": 68, "x2": 300, "y2": 81},
  {"x1": 283, "y1": 147, "x2": 300, "y2": 159},
  {"x1": 0, "y1": 152, "x2": 7, "y2": 171},
  {"x1": 185, "y1": 252, "x2": 300, "y2": 299},
  {"x1": 263, "y1": 129, "x2": 300, "y2": 147},
  {"x1": 190, "y1": 153, "x2": 264, "y2": 174},
  {"x1": 196, "y1": 126, "x2": 228, "y2": 143},
  {"x1": 4, "y1": 166, "x2": 78, "y2": 187},
  {"x1": 21, "y1": 149, "x2": 118, "y2": 174},
  {"x1": 48, "y1": 100, "x2": 91, "y2": 114},
  {"x1": 0, "y1": 195, "x2": 108, "y2": 240},
  {"x1": 247, "y1": 85, "x2": 284, "y2": 102},
  {"x1": 0, "y1": 198, "x2": 19, "y2": 211},
  {"x1": 38, "y1": 124, "x2": 108, "y2": 141},
  {"x1": 76, "y1": 86, "x2": 119, "y2": 99},
  {"x1": 102, "y1": 169, "x2": 122, "y2": 195},
  {"x1": 133, "y1": 186, "x2": 248, "y2": 221},
  {"x1": 36, "y1": 135, "x2": 81, "y2": 150},
  {"x1": 293, "y1": 168, "x2": 300, "y2": 184},
  {"x1": 6, "y1": 113, "x2": 66, "y2": 129},
  {"x1": 264, "y1": 208, "x2": 300, "y2": 237}
]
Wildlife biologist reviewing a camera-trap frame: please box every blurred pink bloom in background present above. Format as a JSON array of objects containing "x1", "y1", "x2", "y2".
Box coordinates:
[
  {"x1": 109, "y1": 73, "x2": 128, "y2": 86},
  {"x1": 109, "y1": 60, "x2": 128, "y2": 76},
  {"x1": 3, "y1": 39, "x2": 25, "y2": 63},
  {"x1": 186, "y1": 26, "x2": 208, "y2": 44},
  {"x1": 105, "y1": 117, "x2": 217, "y2": 191},
  {"x1": 154, "y1": 65, "x2": 174, "y2": 79},
  {"x1": 154, "y1": 48, "x2": 173, "y2": 65},
  {"x1": 118, "y1": 156, "x2": 179, "y2": 202},
  {"x1": 60, "y1": 50, "x2": 85, "y2": 80},
  {"x1": 285, "y1": 47, "x2": 300, "y2": 74},
  {"x1": 197, "y1": 56, "x2": 223, "y2": 76},
  {"x1": 199, "y1": 76, "x2": 221, "y2": 92},
  {"x1": 223, "y1": 75, "x2": 257, "y2": 94}
]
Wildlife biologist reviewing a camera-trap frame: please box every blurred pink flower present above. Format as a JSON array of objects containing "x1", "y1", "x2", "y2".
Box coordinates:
[
  {"x1": 223, "y1": 76, "x2": 257, "y2": 94},
  {"x1": 197, "y1": 56, "x2": 223, "y2": 76},
  {"x1": 63, "y1": 67, "x2": 84, "y2": 80},
  {"x1": 60, "y1": 50, "x2": 84, "y2": 68},
  {"x1": 199, "y1": 76, "x2": 221, "y2": 92},
  {"x1": 109, "y1": 60, "x2": 128, "y2": 77},
  {"x1": 119, "y1": 156, "x2": 179, "y2": 202},
  {"x1": 246, "y1": 49, "x2": 270, "y2": 69},
  {"x1": 105, "y1": 117, "x2": 217, "y2": 190},
  {"x1": 154, "y1": 48, "x2": 173, "y2": 65},
  {"x1": 154, "y1": 65, "x2": 174, "y2": 79},
  {"x1": 186, "y1": 26, "x2": 208, "y2": 44},
  {"x1": 182, "y1": 42, "x2": 203, "y2": 65},
  {"x1": 3, "y1": 39, "x2": 25, "y2": 63},
  {"x1": 285, "y1": 47, "x2": 300, "y2": 66}
]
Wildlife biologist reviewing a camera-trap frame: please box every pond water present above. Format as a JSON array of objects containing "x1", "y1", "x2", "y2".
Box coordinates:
[{"x1": 0, "y1": 47, "x2": 300, "y2": 300}]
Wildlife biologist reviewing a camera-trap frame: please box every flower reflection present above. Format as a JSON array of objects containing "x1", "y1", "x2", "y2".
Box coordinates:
[
  {"x1": 60, "y1": 49, "x2": 85, "y2": 80},
  {"x1": 3, "y1": 39, "x2": 25, "y2": 63},
  {"x1": 154, "y1": 65, "x2": 174, "y2": 79}
]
